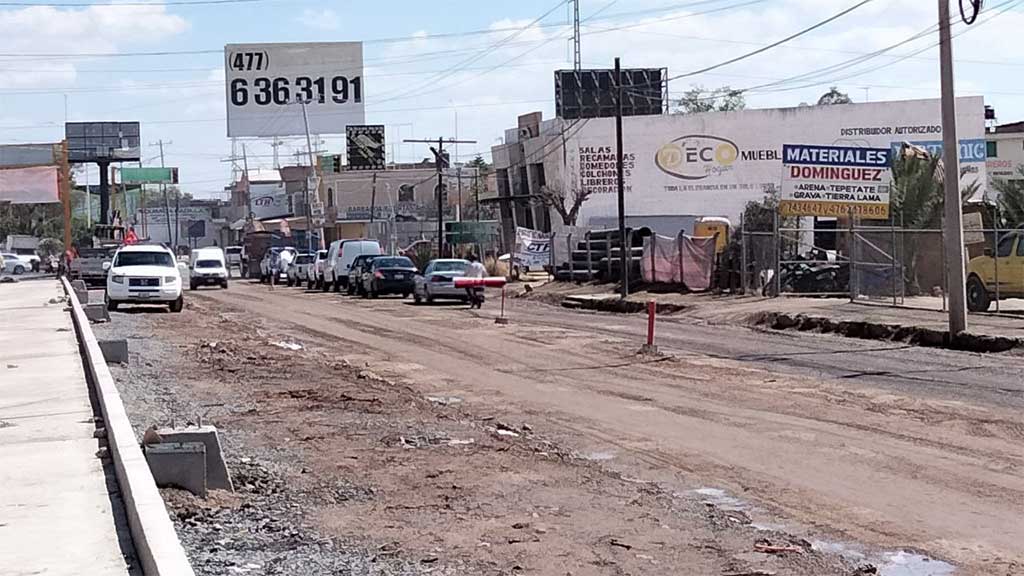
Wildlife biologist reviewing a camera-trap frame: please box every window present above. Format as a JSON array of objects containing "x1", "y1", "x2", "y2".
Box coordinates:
[
  {"x1": 1017, "y1": 235, "x2": 1024, "y2": 257},
  {"x1": 987, "y1": 140, "x2": 998, "y2": 158},
  {"x1": 373, "y1": 257, "x2": 414, "y2": 269},
  {"x1": 195, "y1": 260, "x2": 222, "y2": 269},
  {"x1": 327, "y1": 187, "x2": 334, "y2": 208},
  {"x1": 997, "y1": 234, "x2": 1015, "y2": 257},
  {"x1": 115, "y1": 251, "x2": 174, "y2": 268}
]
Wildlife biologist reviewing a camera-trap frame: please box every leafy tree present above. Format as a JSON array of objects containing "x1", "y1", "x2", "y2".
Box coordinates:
[
  {"x1": 817, "y1": 86, "x2": 852, "y2": 105},
  {"x1": 673, "y1": 85, "x2": 745, "y2": 115},
  {"x1": 991, "y1": 167, "x2": 1024, "y2": 228}
]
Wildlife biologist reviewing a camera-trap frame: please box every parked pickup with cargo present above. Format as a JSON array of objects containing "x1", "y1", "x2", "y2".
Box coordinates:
[{"x1": 966, "y1": 231, "x2": 1024, "y2": 312}]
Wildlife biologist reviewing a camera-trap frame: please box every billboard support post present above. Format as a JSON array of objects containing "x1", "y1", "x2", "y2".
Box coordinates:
[
  {"x1": 60, "y1": 140, "x2": 71, "y2": 251},
  {"x1": 614, "y1": 57, "x2": 628, "y2": 299},
  {"x1": 98, "y1": 160, "x2": 110, "y2": 225},
  {"x1": 938, "y1": 0, "x2": 967, "y2": 334}
]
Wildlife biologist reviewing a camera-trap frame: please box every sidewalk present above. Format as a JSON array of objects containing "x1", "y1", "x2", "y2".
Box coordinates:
[{"x1": 0, "y1": 280, "x2": 136, "y2": 575}]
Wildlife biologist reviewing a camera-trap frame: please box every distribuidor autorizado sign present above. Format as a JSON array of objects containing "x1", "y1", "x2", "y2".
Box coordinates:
[{"x1": 779, "y1": 144, "x2": 892, "y2": 219}]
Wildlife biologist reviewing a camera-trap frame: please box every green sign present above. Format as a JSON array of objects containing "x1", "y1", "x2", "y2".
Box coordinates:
[{"x1": 121, "y1": 167, "x2": 178, "y2": 184}]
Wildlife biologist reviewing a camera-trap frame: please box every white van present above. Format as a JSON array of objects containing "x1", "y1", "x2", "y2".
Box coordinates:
[
  {"x1": 323, "y1": 239, "x2": 382, "y2": 292},
  {"x1": 189, "y1": 247, "x2": 229, "y2": 290}
]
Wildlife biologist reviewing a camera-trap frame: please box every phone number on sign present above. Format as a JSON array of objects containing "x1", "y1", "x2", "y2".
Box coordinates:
[{"x1": 229, "y1": 76, "x2": 363, "y2": 107}]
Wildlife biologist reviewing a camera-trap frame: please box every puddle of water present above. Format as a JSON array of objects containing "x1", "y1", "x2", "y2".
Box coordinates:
[
  {"x1": 812, "y1": 541, "x2": 955, "y2": 576},
  {"x1": 879, "y1": 551, "x2": 956, "y2": 576},
  {"x1": 692, "y1": 487, "x2": 747, "y2": 511}
]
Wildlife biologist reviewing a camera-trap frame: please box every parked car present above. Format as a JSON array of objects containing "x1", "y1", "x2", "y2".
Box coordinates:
[
  {"x1": 966, "y1": 231, "x2": 1024, "y2": 312},
  {"x1": 311, "y1": 249, "x2": 329, "y2": 289},
  {"x1": 347, "y1": 254, "x2": 380, "y2": 295},
  {"x1": 105, "y1": 244, "x2": 183, "y2": 312},
  {"x1": 288, "y1": 253, "x2": 316, "y2": 287},
  {"x1": 1, "y1": 253, "x2": 27, "y2": 275},
  {"x1": 413, "y1": 259, "x2": 470, "y2": 304},
  {"x1": 362, "y1": 256, "x2": 417, "y2": 299},
  {"x1": 189, "y1": 247, "x2": 229, "y2": 290},
  {"x1": 324, "y1": 239, "x2": 381, "y2": 292},
  {"x1": 260, "y1": 247, "x2": 296, "y2": 284}
]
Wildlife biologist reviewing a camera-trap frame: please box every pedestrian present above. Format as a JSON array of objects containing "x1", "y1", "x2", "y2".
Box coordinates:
[{"x1": 464, "y1": 253, "x2": 486, "y2": 307}]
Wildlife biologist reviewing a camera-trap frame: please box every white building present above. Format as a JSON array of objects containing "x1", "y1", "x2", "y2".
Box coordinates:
[
  {"x1": 986, "y1": 121, "x2": 1024, "y2": 190},
  {"x1": 492, "y1": 97, "x2": 989, "y2": 240}
]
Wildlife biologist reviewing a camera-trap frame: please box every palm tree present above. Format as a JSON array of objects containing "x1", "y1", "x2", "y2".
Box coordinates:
[{"x1": 890, "y1": 147, "x2": 979, "y2": 294}]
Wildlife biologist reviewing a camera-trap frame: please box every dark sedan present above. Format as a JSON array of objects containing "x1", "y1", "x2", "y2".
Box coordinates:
[{"x1": 362, "y1": 256, "x2": 417, "y2": 299}]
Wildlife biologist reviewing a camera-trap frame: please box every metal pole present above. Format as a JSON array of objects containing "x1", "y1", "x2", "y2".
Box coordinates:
[
  {"x1": 300, "y1": 99, "x2": 317, "y2": 255},
  {"x1": 370, "y1": 171, "x2": 377, "y2": 236},
  {"x1": 565, "y1": 232, "x2": 571, "y2": 278},
  {"x1": 773, "y1": 209, "x2": 781, "y2": 297},
  {"x1": 938, "y1": 0, "x2": 967, "y2": 333},
  {"x1": 848, "y1": 209, "x2": 856, "y2": 303},
  {"x1": 891, "y1": 214, "x2": 898, "y2": 306},
  {"x1": 474, "y1": 170, "x2": 480, "y2": 221},
  {"x1": 585, "y1": 231, "x2": 593, "y2": 281},
  {"x1": 457, "y1": 165, "x2": 463, "y2": 222},
  {"x1": 60, "y1": 140, "x2": 71, "y2": 251},
  {"x1": 993, "y1": 203, "x2": 1001, "y2": 312},
  {"x1": 740, "y1": 211, "x2": 748, "y2": 294},
  {"x1": 650, "y1": 233, "x2": 657, "y2": 283},
  {"x1": 155, "y1": 140, "x2": 172, "y2": 246},
  {"x1": 437, "y1": 138, "x2": 445, "y2": 257},
  {"x1": 940, "y1": 215, "x2": 948, "y2": 313},
  {"x1": 677, "y1": 231, "x2": 685, "y2": 287},
  {"x1": 614, "y1": 57, "x2": 628, "y2": 298}
]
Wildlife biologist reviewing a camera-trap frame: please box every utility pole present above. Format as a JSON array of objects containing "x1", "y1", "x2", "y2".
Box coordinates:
[
  {"x1": 300, "y1": 98, "x2": 317, "y2": 254},
  {"x1": 369, "y1": 171, "x2": 378, "y2": 233},
  {"x1": 473, "y1": 169, "x2": 482, "y2": 222},
  {"x1": 242, "y1": 143, "x2": 252, "y2": 223},
  {"x1": 456, "y1": 165, "x2": 463, "y2": 222},
  {"x1": 938, "y1": 0, "x2": 967, "y2": 334},
  {"x1": 271, "y1": 138, "x2": 284, "y2": 169},
  {"x1": 405, "y1": 137, "x2": 476, "y2": 257},
  {"x1": 614, "y1": 57, "x2": 628, "y2": 299},
  {"x1": 151, "y1": 140, "x2": 173, "y2": 246}
]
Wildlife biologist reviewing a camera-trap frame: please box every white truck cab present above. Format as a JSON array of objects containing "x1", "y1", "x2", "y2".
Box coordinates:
[{"x1": 189, "y1": 247, "x2": 229, "y2": 290}]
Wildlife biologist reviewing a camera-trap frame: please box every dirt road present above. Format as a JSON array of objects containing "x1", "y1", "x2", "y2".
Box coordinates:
[{"x1": 186, "y1": 281, "x2": 1023, "y2": 575}]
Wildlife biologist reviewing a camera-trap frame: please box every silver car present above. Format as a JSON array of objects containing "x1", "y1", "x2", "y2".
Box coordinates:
[{"x1": 413, "y1": 259, "x2": 470, "y2": 304}]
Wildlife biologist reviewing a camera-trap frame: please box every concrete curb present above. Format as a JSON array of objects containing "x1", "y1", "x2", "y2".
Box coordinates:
[{"x1": 62, "y1": 278, "x2": 196, "y2": 576}]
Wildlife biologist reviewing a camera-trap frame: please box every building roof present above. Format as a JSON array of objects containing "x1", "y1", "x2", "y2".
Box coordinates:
[{"x1": 994, "y1": 121, "x2": 1024, "y2": 134}]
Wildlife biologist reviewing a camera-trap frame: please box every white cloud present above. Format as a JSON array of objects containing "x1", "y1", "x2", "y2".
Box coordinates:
[
  {"x1": 0, "y1": 4, "x2": 188, "y2": 89},
  {"x1": 295, "y1": 8, "x2": 341, "y2": 31}
]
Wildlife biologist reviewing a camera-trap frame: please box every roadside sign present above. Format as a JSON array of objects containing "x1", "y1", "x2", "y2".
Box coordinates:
[
  {"x1": 224, "y1": 42, "x2": 365, "y2": 138},
  {"x1": 65, "y1": 122, "x2": 140, "y2": 163},
  {"x1": 346, "y1": 125, "x2": 385, "y2": 171},
  {"x1": 122, "y1": 167, "x2": 178, "y2": 184},
  {"x1": 780, "y1": 144, "x2": 892, "y2": 219},
  {"x1": 963, "y1": 212, "x2": 985, "y2": 244}
]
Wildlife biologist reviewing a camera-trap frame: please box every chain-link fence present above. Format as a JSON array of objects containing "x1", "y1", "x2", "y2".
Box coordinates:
[{"x1": 738, "y1": 210, "x2": 1024, "y2": 314}]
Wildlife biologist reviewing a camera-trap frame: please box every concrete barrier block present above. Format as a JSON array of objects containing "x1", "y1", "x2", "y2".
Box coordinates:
[
  {"x1": 70, "y1": 280, "x2": 88, "y2": 304},
  {"x1": 84, "y1": 303, "x2": 110, "y2": 323},
  {"x1": 98, "y1": 339, "x2": 129, "y2": 364},
  {"x1": 156, "y1": 425, "x2": 233, "y2": 491},
  {"x1": 145, "y1": 442, "x2": 207, "y2": 498}
]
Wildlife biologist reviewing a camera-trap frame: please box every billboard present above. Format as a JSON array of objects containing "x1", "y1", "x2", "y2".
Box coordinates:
[
  {"x1": 122, "y1": 167, "x2": 178, "y2": 184},
  {"x1": 65, "y1": 122, "x2": 140, "y2": 162},
  {"x1": 0, "y1": 166, "x2": 59, "y2": 204},
  {"x1": 250, "y1": 182, "x2": 290, "y2": 220},
  {"x1": 555, "y1": 68, "x2": 666, "y2": 120},
  {"x1": 225, "y1": 42, "x2": 365, "y2": 137},
  {"x1": 561, "y1": 97, "x2": 987, "y2": 226},
  {"x1": 780, "y1": 145, "x2": 892, "y2": 219},
  {"x1": 346, "y1": 125, "x2": 385, "y2": 171}
]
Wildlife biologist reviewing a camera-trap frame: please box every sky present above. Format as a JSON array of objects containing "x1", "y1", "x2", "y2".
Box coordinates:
[{"x1": 0, "y1": 0, "x2": 1022, "y2": 200}]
